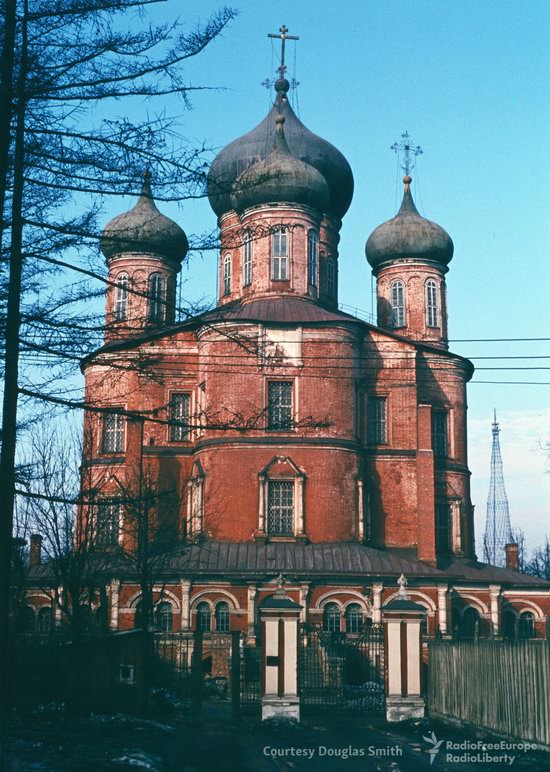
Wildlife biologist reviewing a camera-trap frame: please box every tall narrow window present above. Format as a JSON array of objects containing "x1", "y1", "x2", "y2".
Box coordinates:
[
  {"x1": 519, "y1": 611, "x2": 535, "y2": 639},
  {"x1": 215, "y1": 601, "x2": 230, "y2": 632},
  {"x1": 96, "y1": 501, "x2": 120, "y2": 546},
  {"x1": 390, "y1": 280, "x2": 405, "y2": 328},
  {"x1": 425, "y1": 279, "x2": 439, "y2": 327},
  {"x1": 323, "y1": 603, "x2": 341, "y2": 633},
  {"x1": 148, "y1": 273, "x2": 165, "y2": 323},
  {"x1": 114, "y1": 274, "x2": 128, "y2": 321},
  {"x1": 156, "y1": 602, "x2": 173, "y2": 632},
  {"x1": 36, "y1": 607, "x2": 52, "y2": 634},
  {"x1": 307, "y1": 229, "x2": 318, "y2": 287},
  {"x1": 435, "y1": 499, "x2": 451, "y2": 553},
  {"x1": 196, "y1": 602, "x2": 211, "y2": 632},
  {"x1": 170, "y1": 393, "x2": 191, "y2": 442},
  {"x1": 102, "y1": 413, "x2": 124, "y2": 453},
  {"x1": 272, "y1": 227, "x2": 288, "y2": 280},
  {"x1": 242, "y1": 233, "x2": 252, "y2": 286},
  {"x1": 267, "y1": 480, "x2": 294, "y2": 535},
  {"x1": 326, "y1": 257, "x2": 335, "y2": 298},
  {"x1": 223, "y1": 254, "x2": 231, "y2": 295},
  {"x1": 431, "y1": 410, "x2": 448, "y2": 458},
  {"x1": 367, "y1": 396, "x2": 387, "y2": 444},
  {"x1": 267, "y1": 381, "x2": 293, "y2": 430},
  {"x1": 345, "y1": 604, "x2": 363, "y2": 634}
]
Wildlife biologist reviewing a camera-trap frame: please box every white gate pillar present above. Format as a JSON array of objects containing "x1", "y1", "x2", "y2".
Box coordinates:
[
  {"x1": 383, "y1": 575, "x2": 426, "y2": 722},
  {"x1": 260, "y1": 577, "x2": 302, "y2": 722}
]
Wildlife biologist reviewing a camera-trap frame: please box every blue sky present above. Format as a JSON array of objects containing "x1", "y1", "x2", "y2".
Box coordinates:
[{"x1": 101, "y1": 0, "x2": 550, "y2": 552}]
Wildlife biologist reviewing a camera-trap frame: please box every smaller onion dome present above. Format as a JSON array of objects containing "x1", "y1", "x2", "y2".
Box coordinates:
[
  {"x1": 230, "y1": 114, "x2": 330, "y2": 213},
  {"x1": 100, "y1": 171, "x2": 188, "y2": 263},
  {"x1": 365, "y1": 176, "x2": 453, "y2": 271}
]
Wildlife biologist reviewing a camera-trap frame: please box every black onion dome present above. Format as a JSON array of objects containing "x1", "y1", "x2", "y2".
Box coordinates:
[
  {"x1": 208, "y1": 79, "x2": 354, "y2": 218},
  {"x1": 100, "y1": 172, "x2": 188, "y2": 263},
  {"x1": 230, "y1": 115, "x2": 330, "y2": 213},
  {"x1": 365, "y1": 176, "x2": 453, "y2": 271}
]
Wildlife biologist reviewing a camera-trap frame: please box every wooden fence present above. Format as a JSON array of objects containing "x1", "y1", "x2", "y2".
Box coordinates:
[{"x1": 428, "y1": 640, "x2": 550, "y2": 746}]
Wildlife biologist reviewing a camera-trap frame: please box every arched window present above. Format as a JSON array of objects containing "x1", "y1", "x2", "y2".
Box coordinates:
[
  {"x1": 156, "y1": 602, "x2": 173, "y2": 632},
  {"x1": 114, "y1": 273, "x2": 128, "y2": 321},
  {"x1": 134, "y1": 600, "x2": 143, "y2": 629},
  {"x1": 425, "y1": 279, "x2": 439, "y2": 327},
  {"x1": 148, "y1": 273, "x2": 165, "y2": 323},
  {"x1": 19, "y1": 606, "x2": 35, "y2": 633},
  {"x1": 196, "y1": 602, "x2": 211, "y2": 632},
  {"x1": 36, "y1": 607, "x2": 52, "y2": 634},
  {"x1": 502, "y1": 610, "x2": 517, "y2": 641},
  {"x1": 460, "y1": 607, "x2": 480, "y2": 640},
  {"x1": 215, "y1": 601, "x2": 230, "y2": 633},
  {"x1": 390, "y1": 280, "x2": 405, "y2": 328},
  {"x1": 242, "y1": 232, "x2": 252, "y2": 286},
  {"x1": 323, "y1": 602, "x2": 341, "y2": 633},
  {"x1": 519, "y1": 611, "x2": 535, "y2": 639},
  {"x1": 223, "y1": 254, "x2": 232, "y2": 295},
  {"x1": 272, "y1": 227, "x2": 288, "y2": 280},
  {"x1": 307, "y1": 230, "x2": 318, "y2": 287},
  {"x1": 345, "y1": 603, "x2": 363, "y2": 634},
  {"x1": 326, "y1": 257, "x2": 335, "y2": 298}
]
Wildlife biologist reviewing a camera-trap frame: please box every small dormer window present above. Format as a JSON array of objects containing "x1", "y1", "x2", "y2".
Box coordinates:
[
  {"x1": 307, "y1": 229, "x2": 318, "y2": 287},
  {"x1": 223, "y1": 254, "x2": 232, "y2": 295},
  {"x1": 114, "y1": 274, "x2": 128, "y2": 321},
  {"x1": 272, "y1": 227, "x2": 288, "y2": 280},
  {"x1": 327, "y1": 256, "x2": 335, "y2": 298},
  {"x1": 242, "y1": 233, "x2": 252, "y2": 286},
  {"x1": 148, "y1": 273, "x2": 165, "y2": 323},
  {"x1": 390, "y1": 279, "x2": 405, "y2": 328},
  {"x1": 425, "y1": 279, "x2": 439, "y2": 327}
]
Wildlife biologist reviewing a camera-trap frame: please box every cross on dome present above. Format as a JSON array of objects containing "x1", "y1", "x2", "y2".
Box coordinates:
[
  {"x1": 268, "y1": 24, "x2": 299, "y2": 80},
  {"x1": 391, "y1": 130, "x2": 423, "y2": 176}
]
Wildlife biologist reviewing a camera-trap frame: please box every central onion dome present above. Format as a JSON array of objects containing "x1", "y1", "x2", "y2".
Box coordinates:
[
  {"x1": 208, "y1": 78, "x2": 354, "y2": 218},
  {"x1": 365, "y1": 176, "x2": 453, "y2": 271},
  {"x1": 100, "y1": 171, "x2": 188, "y2": 263},
  {"x1": 230, "y1": 114, "x2": 330, "y2": 212}
]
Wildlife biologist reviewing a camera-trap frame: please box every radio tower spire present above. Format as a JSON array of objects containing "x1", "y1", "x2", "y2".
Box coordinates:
[{"x1": 483, "y1": 410, "x2": 513, "y2": 566}]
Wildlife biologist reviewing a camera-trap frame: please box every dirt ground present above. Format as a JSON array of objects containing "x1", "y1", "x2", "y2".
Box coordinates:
[{"x1": 4, "y1": 702, "x2": 550, "y2": 771}]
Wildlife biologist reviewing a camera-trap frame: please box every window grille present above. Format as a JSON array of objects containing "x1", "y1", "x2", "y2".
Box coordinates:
[
  {"x1": 196, "y1": 602, "x2": 211, "y2": 632},
  {"x1": 96, "y1": 501, "x2": 120, "y2": 546},
  {"x1": 223, "y1": 254, "x2": 231, "y2": 295},
  {"x1": 114, "y1": 274, "x2": 128, "y2": 320},
  {"x1": 345, "y1": 604, "x2": 363, "y2": 633},
  {"x1": 390, "y1": 280, "x2": 405, "y2": 327},
  {"x1": 215, "y1": 602, "x2": 230, "y2": 632},
  {"x1": 156, "y1": 602, "x2": 173, "y2": 632},
  {"x1": 267, "y1": 480, "x2": 294, "y2": 535},
  {"x1": 327, "y1": 257, "x2": 335, "y2": 297},
  {"x1": 170, "y1": 393, "x2": 191, "y2": 441},
  {"x1": 435, "y1": 498, "x2": 451, "y2": 554},
  {"x1": 307, "y1": 230, "x2": 318, "y2": 286},
  {"x1": 102, "y1": 413, "x2": 124, "y2": 453},
  {"x1": 519, "y1": 611, "x2": 535, "y2": 639},
  {"x1": 272, "y1": 227, "x2": 288, "y2": 280},
  {"x1": 36, "y1": 607, "x2": 52, "y2": 634},
  {"x1": 431, "y1": 410, "x2": 448, "y2": 457},
  {"x1": 367, "y1": 396, "x2": 387, "y2": 444},
  {"x1": 148, "y1": 273, "x2": 165, "y2": 323},
  {"x1": 323, "y1": 603, "x2": 341, "y2": 633},
  {"x1": 426, "y1": 279, "x2": 439, "y2": 327},
  {"x1": 243, "y1": 233, "x2": 252, "y2": 286},
  {"x1": 268, "y1": 381, "x2": 293, "y2": 430}
]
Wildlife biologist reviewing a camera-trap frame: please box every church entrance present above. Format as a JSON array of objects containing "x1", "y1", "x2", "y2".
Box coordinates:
[{"x1": 298, "y1": 624, "x2": 385, "y2": 714}]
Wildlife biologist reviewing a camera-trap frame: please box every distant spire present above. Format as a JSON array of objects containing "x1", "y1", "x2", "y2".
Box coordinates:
[
  {"x1": 483, "y1": 410, "x2": 513, "y2": 566},
  {"x1": 391, "y1": 131, "x2": 423, "y2": 176}
]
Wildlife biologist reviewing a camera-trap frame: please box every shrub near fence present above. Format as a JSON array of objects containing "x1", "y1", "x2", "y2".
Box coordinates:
[{"x1": 428, "y1": 640, "x2": 550, "y2": 747}]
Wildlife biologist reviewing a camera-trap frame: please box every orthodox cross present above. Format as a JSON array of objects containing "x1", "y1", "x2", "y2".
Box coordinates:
[
  {"x1": 391, "y1": 131, "x2": 423, "y2": 176},
  {"x1": 268, "y1": 24, "x2": 299, "y2": 79}
]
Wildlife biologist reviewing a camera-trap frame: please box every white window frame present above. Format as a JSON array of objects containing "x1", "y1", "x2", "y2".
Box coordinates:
[
  {"x1": 223, "y1": 254, "x2": 232, "y2": 295},
  {"x1": 96, "y1": 500, "x2": 120, "y2": 547},
  {"x1": 266, "y1": 479, "x2": 295, "y2": 536},
  {"x1": 242, "y1": 232, "x2": 252, "y2": 286},
  {"x1": 425, "y1": 278, "x2": 439, "y2": 327},
  {"x1": 102, "y1": 412, "x2": 125, "y2": 453},
  {"x1": 366, "y1": 396, "x2": 387, "y2": 445},
  {"x1": 148, "y1": 272, "x2": 165, "y2": 323},
  {"x1": 307, "y1": 229, "x2": 318, "y2": 287},
  {"x1": 390, "y1": 279, "x2": 405, "y2": 328},
  {"x1": 114, "y1": 273, "x2": 128, "y2": 321},
  {"x1": 169, "y1": 392, "x2": 191, "y2": 442},
  {"x1": 326, "y1": 256, "x2": 335, "y2": 298},
  {"x1": 272, "y1": 227, "x2": 288, "y2": 280},
  {"x1": 267, "y1": 380, "x2": 293, "y2": 430}
]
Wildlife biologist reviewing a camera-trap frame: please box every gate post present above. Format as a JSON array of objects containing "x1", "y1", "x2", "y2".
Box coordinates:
[
  {"x1": 383, "y1": 575, "x2": 426, "y2": 722},
  {"x1": 259, "y1": 579, "x2": 302, "y2": 722}
]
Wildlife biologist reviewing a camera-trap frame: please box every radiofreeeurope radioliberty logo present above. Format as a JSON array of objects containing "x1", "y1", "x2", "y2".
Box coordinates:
[{"x1": 423, "y1": 731, "x2": 444, "y2": 765}]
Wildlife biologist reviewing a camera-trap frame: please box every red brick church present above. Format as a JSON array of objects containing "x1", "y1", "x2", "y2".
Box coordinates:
[{"x1": 27, "y1": 62, "x2": 549, "y2": 644}]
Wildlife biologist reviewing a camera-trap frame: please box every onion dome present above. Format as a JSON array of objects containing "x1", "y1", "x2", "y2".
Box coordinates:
[
  {"x1": 208, "y1": 78, "x2": 354, "y2": 218},
  {"x1": 365, "y1": 176, "x2": 453, "y2": 271},
  {"x1": 100, "y1": 171, "x2": 188, "y2": 263},
  {"x1": 230, "y1": 114, "x2": 330, "y2": 213}
]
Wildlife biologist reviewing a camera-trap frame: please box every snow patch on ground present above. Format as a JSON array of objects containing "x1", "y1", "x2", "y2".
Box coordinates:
[{"x1": 112, "y1": 750, "x2": 162, "y2": 770}]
